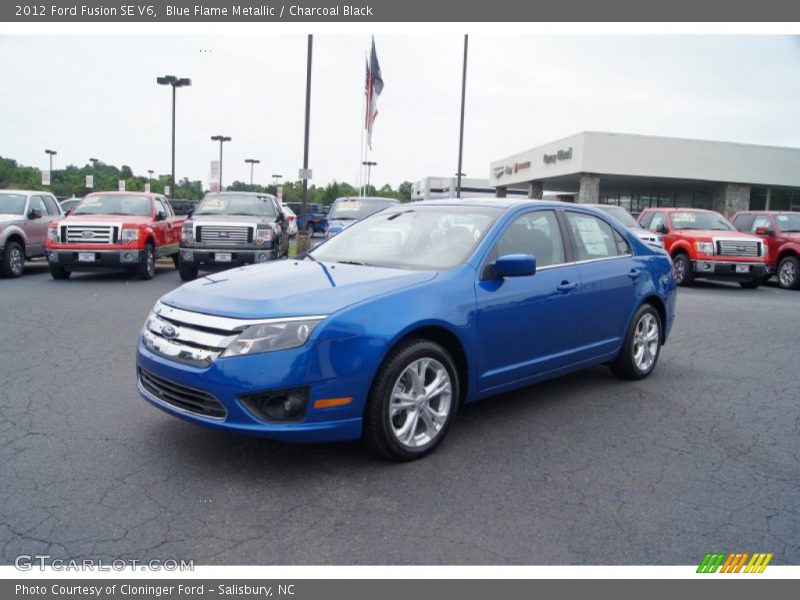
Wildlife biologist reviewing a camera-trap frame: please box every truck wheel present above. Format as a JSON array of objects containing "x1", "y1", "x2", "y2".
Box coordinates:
[
  {"x1": 306, "y1": 222, "x2": 315, "y2": 236},
  {"x1": 610, "y1": 303, "x2": 662, "y2": 381},
  {"x1": 672, "y1": 253, "x2": 694, "y2": 286},
  {"x1": 178, "y1": 261, "x2": 198, "y2": 281},
  {"x1": 777, "y1": 256, "x2": 800, "y2": 290},
  {"x1": 739, "y1": 279, "x2": 760, "y2": 289},
  {"x1": 362, "y1": 339, "x2": 459, "y2": 461},
  {"x1": 49, "y1": 265, "x2": 71, "y2": 280},
  {"x1": 1, "y1": 241, "x2": 25, "y2": 278},
  {"x1": 137, "y1": 243, "x2": 156, "y2": 280}
]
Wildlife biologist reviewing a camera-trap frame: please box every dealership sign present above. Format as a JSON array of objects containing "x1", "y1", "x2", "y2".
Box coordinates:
[
  {"x1": 543, "y1": 147, "x2": 573, "y2": 165},
  {"x1": 493, "y1": 160, "x2": 531, "y2": 180}
]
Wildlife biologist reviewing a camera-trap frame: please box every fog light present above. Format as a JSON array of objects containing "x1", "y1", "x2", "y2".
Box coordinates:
[
  {"x1": 121, "y1": 252, "x2": 138, "y2": 263},
  {"x1": 702, "y1": 262, "x2": 713, "y2": 271},
  {"x1": 48, "y1": 253, "x2": 58, "y2": 263},
  {"x1": 182, "y1": 250, "x2": 194, "y2": 262},
  {"x1": 239, "y1": 387, "x2": 309, "y2": 422},
  {"x1": 256, "y1": 253, "x2": 268, "y2": 262}
]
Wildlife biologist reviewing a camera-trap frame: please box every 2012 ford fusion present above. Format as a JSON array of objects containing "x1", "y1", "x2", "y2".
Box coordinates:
[{"x1": 136, "y1": 199, "x2": 676, "y2": 460}]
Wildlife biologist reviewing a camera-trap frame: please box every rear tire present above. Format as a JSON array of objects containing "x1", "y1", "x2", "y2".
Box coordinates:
[
  {"x1": 137, "y1": 243, "x2": 156, "y2": 280},
  {"x1": 672, "y1": 253, "x2": 693, "y2": 286},
  {"x1": 49, "y1": 264, "x2": 71, "y2": 280},
  {"x1": 610, "y1": 304, "x2": 662, "y2": 381},
  {"x1": 1, "y1": 241, "x2": 24, "y2": 278},
  {"x1": 777, "y1": 255, "x2": 800, "y2": 290},
  {"x1": 363, "y1": 339, "x2": 459, "y2": 461},
  {"x1": 178, "y1": 261, "x2": 198, "y2": 281}
]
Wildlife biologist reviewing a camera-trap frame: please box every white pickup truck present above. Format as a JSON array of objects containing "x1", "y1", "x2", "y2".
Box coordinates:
[{"x1": 0, "y1": 190, "x2": 64, "y2": 277}]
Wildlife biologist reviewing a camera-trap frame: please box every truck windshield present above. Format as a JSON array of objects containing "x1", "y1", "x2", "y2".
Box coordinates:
[
  {"x1": 0, "y1": 193, "x2": 27, "y2": 215},
  {"x1": 328, "y1": 198, "x2": 398, "y2": 221},
  {"x1": 671, "y1": 211, "x2": 734, "y2": 231},
  {"x1": 71, "y1": 195, "x2": 152, "y2": 216},
  {"x1": 775, "y1": 213, "x2": 800, "y2": 232},
  {"x1": 310, "y1": 206, "x2": 502, "y2": 270},
  {"x1": 595, "y1": 205, "x2": 639, "y2": 228},
  {"x1": 195, "y1": 194, "x2": 277, "y2": 217}
]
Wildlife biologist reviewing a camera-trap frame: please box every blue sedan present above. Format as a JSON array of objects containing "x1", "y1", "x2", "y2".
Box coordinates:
[{"x1": 137, "y1": 199, "x2": 676, "y2": 460}]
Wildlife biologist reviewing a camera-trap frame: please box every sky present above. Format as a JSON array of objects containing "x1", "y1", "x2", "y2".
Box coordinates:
[{"x1": 2, "y1": 34, "x2": 800, "y2": 190}]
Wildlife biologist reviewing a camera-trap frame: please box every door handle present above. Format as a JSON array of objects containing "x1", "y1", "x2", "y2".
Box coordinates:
[
  {"x1": 557, "y1": 281, "x2": 578, "y2": 292},
  {"x1": 628, "y1": 268, "x2": 642, "y2": 280}
]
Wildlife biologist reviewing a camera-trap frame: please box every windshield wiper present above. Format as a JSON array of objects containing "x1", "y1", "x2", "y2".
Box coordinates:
[
  {"x1": 337, "y1": 260, "x2": 370, "y2": 266},
  {"x1": 303, "y1": 253, "x2": 317, "y2": 262},
  {"x1": 331, "y1": 216, "x2": 357, "y2": 221}
]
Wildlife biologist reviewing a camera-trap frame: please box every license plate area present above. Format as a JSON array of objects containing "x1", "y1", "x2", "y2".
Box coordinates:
[
  {"x1": 78, "y1": 252, "x2": 96, "y2": 262},
  {"x1": 215, "y1": 252, "x2": 232, "y2": 263},
  {"x1": 735, "y1": 264, "x2": 750, "y2": 274}
]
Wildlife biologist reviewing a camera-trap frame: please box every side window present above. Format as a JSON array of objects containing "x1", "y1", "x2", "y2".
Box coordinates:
[
  {"x1": 43, "y1": 195, "x2": 60, "y2": 215},
  {"x1": 566, "y1": 212, "x2": 623, "y2": 261},
  {"x1": 750, "y1": 215, "x2": 772, "y2": 233},
  {"x1": 613, "y1": 228, "x2": 631, "y2": 256},
  {"x1": 160, "y1": 197, "x2": 174, "y2": 217},
  {"x1": 154, "y1": 199, "x2": 167, "y2": 216},
  {"x1": 732, "y1": 213, "x2": 754, "y2": 232},
  {"x1": 639, "y1": 211, "x2": 653, "y2": 228},
  {"x1": 493, "y1": 210, "x2": 565, "y2": 268},
  {"x1": 28, "y1": 195, "x2": 47, "y2": 214},
  {"x1": 648, "y1": 212, "x2": 667, "y2": 232}
]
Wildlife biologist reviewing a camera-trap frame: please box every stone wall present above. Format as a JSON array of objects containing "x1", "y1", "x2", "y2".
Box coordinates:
[
  {"x1": 577, "y1": 173, "x2": 600, "y2": 204},
  {"x1": 712, "y1": 183, "x2": 750, "y2": 217}
]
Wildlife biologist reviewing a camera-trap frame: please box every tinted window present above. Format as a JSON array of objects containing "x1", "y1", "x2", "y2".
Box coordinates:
[
  {"x1": 566, "y1": 212, "x2": 625, "y2": 261},
  {"x1": 493, "y1": 210, "x2": 565, "y2": 268},
  {"x1": 28, "y1": 196, "x2": 47, "y2": 214},
  {"x1": 43, "y1": 195, "x2": 61, "y2": 215}
]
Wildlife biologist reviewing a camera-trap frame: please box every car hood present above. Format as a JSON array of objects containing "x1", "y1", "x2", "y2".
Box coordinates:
[
  {"x1": 0, "y1": 214, "x2": 25, "y2": 226},
  {"x1": 191, "y1": 214, "x2": 277, "y2": 226},
  {"x1": 672, "y1": 229, "x2": 761, "y2": 242},
  {"x1": 326, "y1": 218, "x2": 358, "y2": 232},
  {"x1": 161, "y1": 259, "x2": 437, "y2": 319},
  {"x1": 63, "y1": 214, "x2": 153, "y2": 223}
]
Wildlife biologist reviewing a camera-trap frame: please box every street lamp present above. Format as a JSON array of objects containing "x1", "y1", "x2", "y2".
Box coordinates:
[
  {"x1": 271, "y1": 174, "x2": 282, "y2": 185},
  {"x1": 157, "y1": 75, "x2": 191, "y2": 199},
  {"x1": 455, "y1": 172, "x2": 467, "y2": 199},
  {"x1": 211, "y1": 135, "x2": 232, "y2": 190},
  {"x1": 244, "y1": 158, "x2": 260, "y2": 187},
  {"x1": 147, "y1": 169, "x2": 154, "y2": 183},
  {"x1": 362, "y1": 161, "x2": 377, "y2": 196},
  {"x1": 45, "y1": 149, "x2": 57, "y2": 185}
]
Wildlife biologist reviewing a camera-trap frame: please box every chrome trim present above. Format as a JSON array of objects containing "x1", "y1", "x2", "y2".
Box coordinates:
[
  {"x1": 48, "y1": 248, "x2": 138, "y2": 254},
  {"x1": 154, "y1": 301, "x2": 326, "y2": 332},
  {"x1": 141, "y1": 328, "x2": 221, "y2": 367},
  {"x1": 146, "y1": 313, "x2": 237, "y2": 349}
]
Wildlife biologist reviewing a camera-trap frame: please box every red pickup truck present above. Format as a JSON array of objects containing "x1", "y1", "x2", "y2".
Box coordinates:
[
  {"x1": 731, "y1": 210, "x2": 800, "y2": 289},
  {"x1": 45, "y1": 192, "x2": 185, "y2": 280},
  {"x1": 638, "y1": 207, "x2": 768, "y2": 288}
]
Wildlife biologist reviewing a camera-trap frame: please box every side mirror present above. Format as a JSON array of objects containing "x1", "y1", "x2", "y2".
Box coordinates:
[
  {"x1": 28, "y1": 209, "x2": 43, "y2": 220},
  {"x1": 156, "y1": 211, "x2": 167, "y2": 221},
  {"x1": 493, "y1": 254, "x2": 537, "y2": 278},
  {"x1": 755, "y1": 226, "x2": 774, "y2": 236},
  {"x1": 655, "y1": 224, "x2": 668, "y2": 234},
  {"x1": 186, "y1": 209, "x2": 194, "y2": 218}
]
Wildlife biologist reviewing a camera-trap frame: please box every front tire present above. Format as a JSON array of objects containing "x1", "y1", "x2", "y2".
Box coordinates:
[
  {"x1": 672, "y1": 253, "x2": 694, "y2": 286},
  {"x1": 1, "y1": 241, "x2": 25, "y2": 278},
  {"x1": 363, "y1": 339, "x2": 459, "y2": 461},
  {"x1": 777, "y1": 255, "x2": 800, "y2": 290},
  {"x1": 137, "y1": 243, "x2": 156, "y2": 280},
  {"x1": 178, "y1": 261, "x2": 198, "y2": 281},
  {"x1": 610, "y1": 304, "x2": 662, "y2": 381}
]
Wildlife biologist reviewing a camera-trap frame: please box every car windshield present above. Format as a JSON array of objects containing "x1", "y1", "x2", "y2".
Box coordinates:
[
  {"x1": 71, "y1": 195, "x2": 152, "y2": 216},
  {"x1": 328, "y1": 198, "x2": 398, "y2": 221},
  {"x1": 595, "y1": 205, "x2": 639, "y2": 228},
  {"x1": 671, "y1": 211, "x2": 734, "y2": 231},
  {"x1": 775, "y1": 213, "x2": 800, "y2": 232},
  {"x1": 0, "y1": 193, "x2": 27, "y2": 215},
  {"x1": 310, "y1": 205, "x2": 502, "y2": 270},
  {"x1": 195, "y1": 194, "x2": 277, "y2": 217}
]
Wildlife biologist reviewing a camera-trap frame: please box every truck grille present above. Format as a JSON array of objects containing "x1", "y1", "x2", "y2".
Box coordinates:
[
  {"x1": 64, "y1": 224, "x2": 117, "y2": 244},
  {"x1": 138, "y1": 367, "x2": 226, "y2": 419},
  {"x1": 197, "y1": 225, "x2": 252, "y2": 246},
  {"x1": 716, "y1": 240, "x2": 761, "y2": 258}
]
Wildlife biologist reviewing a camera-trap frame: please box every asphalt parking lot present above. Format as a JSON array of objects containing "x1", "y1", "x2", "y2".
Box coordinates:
[{"x1": 1, "y1": 261, "x2": 798, "y2": 565}]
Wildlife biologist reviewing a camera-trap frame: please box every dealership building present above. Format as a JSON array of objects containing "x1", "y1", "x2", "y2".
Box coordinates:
[{"x1": 490, "y1": 132, "x2": 800, "y2": 216}]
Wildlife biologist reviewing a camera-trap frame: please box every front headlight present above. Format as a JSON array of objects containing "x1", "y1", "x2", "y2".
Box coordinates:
[
  {"x1": 255, "y1": 226, "x2": 274, "y2": 246},
  {"x1": 222, "y1": 318, "x2": 324, "y2": 357},
  {"x1": 121, "y1": 228, "x2": 140, "y2": 244},
  {"x1": 182, "y1": 224, "x2": 193, "y2": 243},
  {"x1": 48, "y1": 227, "x2": 60, "y2": 243},
  {"x1": 695, "y1": 241, "x2": 715, "y2": 255}
]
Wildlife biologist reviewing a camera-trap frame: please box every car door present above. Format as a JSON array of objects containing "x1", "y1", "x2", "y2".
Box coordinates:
[
  {"x1": 152, "y1": 198, "x2": 171, "y2": 253},
  {"x1": 564, "y1": 210, "x2": 640, "y2": 360},
  {"x1": 475, "y1": 209, "x2": 581, "y2": 392},
  {"x1": 23, "y1": 195, "x2": 50, "y2": 256},
  {"x1": 747, "y1": 214, "x2": 777, "y2": 260}
]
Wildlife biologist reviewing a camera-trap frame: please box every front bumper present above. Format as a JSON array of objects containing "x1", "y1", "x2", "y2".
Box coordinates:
[
  {"x1": 692, "y1": 260, "x2": 768, "y2": 280},
  {"x1": 136, "y1": 335, "x2": 372, "y2": 443},
  {"x1": 47, "y1": 248, "x2": 143, "y2": 268},
  {"x1": 180, "y1": 246, "x2": 277, "y2": 268}
]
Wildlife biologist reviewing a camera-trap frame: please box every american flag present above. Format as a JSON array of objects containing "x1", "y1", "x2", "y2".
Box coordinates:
[{"x1": 365, "y1": 37, "x2": 383, "y2": 149}]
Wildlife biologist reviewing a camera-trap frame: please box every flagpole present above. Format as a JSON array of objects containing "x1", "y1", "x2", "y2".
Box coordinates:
[{"x1": 359, "y1": 51, "x2": 368, "y2": 197}]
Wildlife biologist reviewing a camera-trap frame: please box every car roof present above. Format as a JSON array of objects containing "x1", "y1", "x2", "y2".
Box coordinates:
[
  {"x1": 641, "y1": 207, "x2": 717, "y2": 213},
  {"x1": 85, "y1": 191, "x2": 158, "y2": 197},
  {"x1": 0, "y1": 189, "x2": 56, "y2": 196},
  {"x1": 205, "y1": 191, "x2": 276, "y2": 198},
  {"x1": 408, "y1": 197, "x2": 598, "y2": 211},
  {"x1": 334, "y1": 196, "x2": 400, "y2": 203},
  {"x1": 732, "y1": 210, "x2": 797, "y2": 214}
]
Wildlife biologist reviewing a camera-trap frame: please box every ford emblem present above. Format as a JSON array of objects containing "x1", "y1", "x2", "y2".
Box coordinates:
[
  {"x1": 737, "y1": 246, "x2": 745, "y2": 252},
  {"x1": 81, "y1": 231, "x2": 95, "y2": 239},
  {"x1": 219, "y1": 231, "x2": 230, "y2": 238},
  {"x1": 161, "y1": 325, "x2": 177, "y2": 339}
]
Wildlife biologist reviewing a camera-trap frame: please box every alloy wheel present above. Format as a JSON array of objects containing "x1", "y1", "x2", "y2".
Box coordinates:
[
  {"x1": 779, "y1": 260, "x2": 796, "y2": 288},
  {"x1": 632, "y1": 313, "x2": 660, "y2": 372},
  {"x1": 389, "y1": 358, "x2": 453, "y2": 449}
]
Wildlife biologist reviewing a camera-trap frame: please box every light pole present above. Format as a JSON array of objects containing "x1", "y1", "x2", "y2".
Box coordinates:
[
  {"x1": 211, "y1": 135, "x2": 232, "y2": 191},
  {"x1": 272, "y1": 174, "x2": 282, "y2": 185},
  {"x1": 455, "y1": 172, "x2": 466, "y2": 198},
  {"x1": 456, "y1": 34, "x2": 468, "y2": 199},
  {"x1": 45, "y1": 149, "x2": 57, "y2": 185},
  {"x1": 244, "y1": 158, "x2": 260, "y2": 187},
  {"x1": 147, "y1": 169, "x2": 154, "y2": 183},
  {"x1": 362, "y1": 161, "x2": 376, "y2": 196},
  {"x1": 157, "y1": 75, "x2": 191, "y2": 199},
  {"x1": 89, "y1": 157, "x2": 98, "y2": 190}
]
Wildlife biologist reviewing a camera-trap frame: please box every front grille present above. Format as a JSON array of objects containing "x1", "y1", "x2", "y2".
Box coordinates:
[
  {"x1": 197, "y1": 225, "x2": 252, "y2": 246},
  {"x1": 65, "y1": 224, "x2": 117, "y2": 244},
  {"x1": 716, "y1": 240, "x2": 760, "y2": 258},
  {"x1": 139, "y1": 367, "x2": 226, "y2": 418}
]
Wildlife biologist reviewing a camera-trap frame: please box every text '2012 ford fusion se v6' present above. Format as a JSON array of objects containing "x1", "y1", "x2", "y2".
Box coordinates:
[{"x1": 136, "y1": 199, "x2": 677, "y2": 460}]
